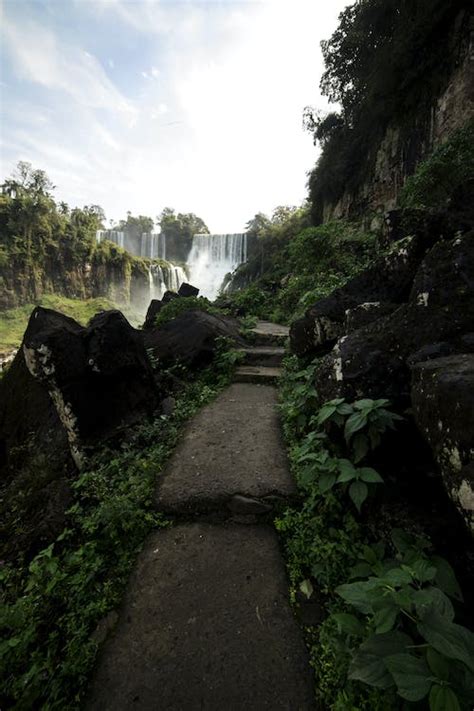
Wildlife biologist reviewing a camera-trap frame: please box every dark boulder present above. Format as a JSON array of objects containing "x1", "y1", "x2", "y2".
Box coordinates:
[
  {"x1": 382, "y1": 207, "x2": 467, "y2": 247},
  {"x1": 345, "y1": 301, "x2": 398, "y2": 333},
  {"x1": 311, "y1": 233, "x2": 474, "y2": 407},
  {"x1": 144, "y1": 309, "x2": 244, "y2": 369},
  {"x1": 178, "y1": 282, "x2": 200, "y2": 298},
  {"x1": 411, "y1": 354, "x2": 474, "y2": 531},
  {"x1": 0, "y1": 307, "x2": 161, "y2": 559},
  {"x1": 290, "y1": 233, "x2": 439, "y2": 357},
  {"x1": 143, "y1": 299, "x2": 163, "y2": 330},
  {"x1": 6, "y1": 307, "x2": 159, "y2": 468},
  {"x1": 162, "y1": 291, "x2": 180, "y2": 304}
]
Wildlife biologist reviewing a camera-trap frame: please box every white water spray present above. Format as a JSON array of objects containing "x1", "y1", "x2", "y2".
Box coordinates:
[{"x1": 187, "y1": 233, "x2": 247, "y2": 300}]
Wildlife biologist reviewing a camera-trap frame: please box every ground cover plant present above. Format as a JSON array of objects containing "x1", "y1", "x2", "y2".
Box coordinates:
[
  {"x1": 276, "y1": 356, "x2": 474, "y2": 710},
  {"x1": 0, "y1": 341, "x2": 240, "y2": 710}
]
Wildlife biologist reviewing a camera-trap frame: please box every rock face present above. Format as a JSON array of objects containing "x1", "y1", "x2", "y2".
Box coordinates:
[
  {"x1": 290, "y1": 232, "x2": 439, "y2": 357},
  {"x1": 2, "y1": 307, "x2": 159, "y2": 470},
  {"x1": 310, "y1": 234, "x2": 474, "y2": 407},
  {"x1": 143, "y1": 299, "x2": 163, "y2": 329},
  {"x1": 411, "y1": 355, "x2": 474, "y2": 531},
  {"x1": 144, "y1": 309, "x2": 244, "y2": 369}
]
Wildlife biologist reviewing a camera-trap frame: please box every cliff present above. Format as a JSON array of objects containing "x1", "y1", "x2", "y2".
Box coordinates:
[{"x1": 309, "y1": 4, "x2": 473, "y2": 226}]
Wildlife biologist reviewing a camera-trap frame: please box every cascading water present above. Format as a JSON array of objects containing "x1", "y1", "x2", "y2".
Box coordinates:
[
  {"x1": 95, "y1": 230, "x2": 249, "y2": 303},
  {"x1": 187, "y1": 233, "x2": 247, "y2": 300},
  {"x1": 148, "y1": 263, "x2": 187, "y2": 300}
]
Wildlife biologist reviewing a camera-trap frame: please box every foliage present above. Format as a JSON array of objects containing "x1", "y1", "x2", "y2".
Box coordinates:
[
  {"x1": 154, "y1": 296, "x2": 226, "y2": 327},
  {"x1": 114, "y1": 211, "x2": 154, "y2": 237},
  {"x1": 307, "y1": 0, "x2": 470, "y2": 222},
  {"x1": 400, "y1": 122, "x2": 474, "y2": 210},
  {"x1": 223, "y1": 219, "x2": 377, "y2": 324},
  {"x1": 0, "y1": 365, "x2": 229, "y2": 709},
  {"x1": 276, "y1": 355, "x2": 474, "y2": 710}
]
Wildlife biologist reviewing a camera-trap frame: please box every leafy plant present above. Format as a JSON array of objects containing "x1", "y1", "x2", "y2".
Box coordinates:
[{"x1": 154, "y1": 295, "x2": 225, "y2": 327}]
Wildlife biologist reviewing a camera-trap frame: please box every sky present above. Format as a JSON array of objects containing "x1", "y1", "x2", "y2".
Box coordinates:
[{"x1": 0, "y1": 0, "x2": 349, "y2": 232}]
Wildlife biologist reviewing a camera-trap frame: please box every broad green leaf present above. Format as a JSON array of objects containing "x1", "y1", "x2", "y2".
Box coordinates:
[
  {"x1": 344, "y1": 411, "x2": 368, "y2": 442},
  {"x1": 336, "y1": 402, "x2": 354, "y2": 415},
  {"x1": 319, "y1": 472, "x2": 337, "y2": 493},
  {"x1": 412, "y1": 559, "x2": 437, "y2": 583},
  {"x1": 426, "y1": 648, "x2": 450, "y2": 681},
  {"x1": 429, "y1": 685, "x2": 461, "y2": 711},
  {"x1": 384, "y1": 653, "x2": 431, "y2": 701},
  {"x1": 299, "y1": 579, "x2": 313, "y2": 599},
  {"x1": 348, "y1": 631, "x2": 412, "y2": 689},
  {"x1": 316, "y1": 404, "x2": 337, "y2": 425},
  {"x1": 383, "y1": 568, "x2": 413, "y2": 587},
  {"x1": 336, "y1": 579, "x2": 381, "y2": 614},
  {"x1": 352, "y1": 432, "x2": 369, "y2": 462},
  {"x1": 354, "y1": 399, "x2": 378, "y2": 410},
  {"x1": 418, "y1": 609, "x2": 474, "y2": 672},
  {"x1": 337, "y1": 459, "x2": 356, "y2": 482},
  {"x1": 349, "y1": 480, "x2": 368, "y2": 512},
  {"x1": 328, "y1": 398, "x2": 346, "y2": 406},
  {"x1": 358, "y1": 467, "x2": 384, "y2": 484},
  {"x1": 431, "y1": 555, "x2": 464, "y2": 602},
  {"x1": 414, "y1": 587, "x2": 454, "y2": 622},
  {"x1": 369, "y1": 428, "x2": 381, "y2": 451},
  {"x1": 362, "y1": 545, "x2": 378, "y2": 565},
  {"x1": 332, "y1": 613, "x2": 365, "y2": 636},
  {"x1": 374, "y1": 606, "x2": 398, "y2": 634}
]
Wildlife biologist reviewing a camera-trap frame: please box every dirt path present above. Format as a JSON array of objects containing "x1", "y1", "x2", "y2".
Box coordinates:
[{"x1": 86, "y1": 323, "x2": 314, "y2": 710}]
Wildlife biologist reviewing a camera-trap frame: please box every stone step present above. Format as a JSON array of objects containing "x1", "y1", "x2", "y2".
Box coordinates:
[
  {"x1": 86, "y1": 523, "x2": 314, "y2": 711},
  {"x1": 238, "y1": 345, "x2": 286, "y2": 367},
  {"x1": 234, "y1": 366, "x2": 282, "y2": 384},
  {"x1": 251, "y1": 320, "x2": 289, "y2": 346},
  {"x1": 154, "y1": 383, "x2": 294, "y2": 515}
]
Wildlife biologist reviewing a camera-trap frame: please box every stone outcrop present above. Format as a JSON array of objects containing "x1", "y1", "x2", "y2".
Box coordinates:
[
  {"x1": 144, "y1": 309, "x2": 244, "y2": 369},
  {"x1": 1, "y1": 307, "x2": 159, "y2": 470},
  {"x1": 309, "y1": 234, "x2": 474, "y2": 407},
  {"x1": 411, "y1": 354, "x2": 474, "y2": 531}
]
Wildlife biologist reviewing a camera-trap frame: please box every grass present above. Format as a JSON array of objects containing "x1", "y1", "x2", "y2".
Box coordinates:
[{"x1": 0, "y1": 295, "x2": 142, "y2": 356}]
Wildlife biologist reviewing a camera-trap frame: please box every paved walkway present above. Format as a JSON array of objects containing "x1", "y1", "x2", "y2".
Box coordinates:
[{"x1": 86, "y1": 323, "x2": 313, "y2": 710}]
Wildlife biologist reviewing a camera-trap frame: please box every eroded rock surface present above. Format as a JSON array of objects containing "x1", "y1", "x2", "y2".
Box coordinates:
[{"x1": 412, "y1": 354, "x2": 474, "y2": 531}]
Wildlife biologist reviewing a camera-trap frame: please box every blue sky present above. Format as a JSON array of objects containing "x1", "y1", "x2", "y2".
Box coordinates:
[{"x1": 0, "y1": 0, "x2": 349, "y2": 231}]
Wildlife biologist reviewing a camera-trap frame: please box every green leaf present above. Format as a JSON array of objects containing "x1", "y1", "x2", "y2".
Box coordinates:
[
  {"x1": 336, "y1": 402, "x2": 354, "y2": 415},
  {"x1": 383, "y1": 568, "x2": 413, "y2": 586},
  {"x1": 349, "y1": 480, "x2": 368, "y2": 512},
  {"x1": 337, "y1": 459, "x2": 356, "y2": 482},
  {"x1": 429, "y1": 685, "x2": 461, "y2": 711},
  {"x1": 352, "y1": 432, "x2": 369, "y2": 462},
  {"x1": 374, "y1": 606, "x2": 398, "y2": 634},
  {"x1": 354, "y1": 399, "x2": 378, "y2": 410},
  {"x1": 384, "y1": 653, "x2": 431, "y2": 701},
  {"x1": 358, "y1": 467, "x2": 384, "y2": 484},
  {"x1": 418, "y1": 609, "x2": 474, "y2": 672},
  {"x1": 332, "y1": 613, "x2": 365, "y2": 636},
  {"x1": 344, "y1": 411, "x2": 368, "y2": 442},
  {"x1": 336, "y1": 579, "x2": 381, "y2": 614},
  {"x1": 319, "y1": 472, "x2": 337, "y2": 493},
  {"x1": 412, "y1": 559, "x2": 437, "y2": 583},
  {"x1": 414, "y1": 587, "x2": 454, "y2": 622},
  {"x1": 299, "y1": 579, "x2": 313, "y2": 599},
  {"x1": 431, "y1": 555, "x2": 464, "y2": 602},
  {"x1": 316, "y1": 404, "x2": 337, "y2": 425},
  {"x1": 348, "y1": 631, "x2": 412, "y2": 689},
  {"x1": 426, "y1": 648, "x2": 450, "y2": 681}
]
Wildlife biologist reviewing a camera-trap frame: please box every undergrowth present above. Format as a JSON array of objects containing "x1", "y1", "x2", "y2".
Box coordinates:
[
  {"x1": 0, "y1": 346, "x2": 238, "y2": 709},
  {"x1": 154, "y1": 295, "x2": 227, "y2": 327},
  {"x1": 276, "y1": 355, "x2": 474, "y2": 710}
]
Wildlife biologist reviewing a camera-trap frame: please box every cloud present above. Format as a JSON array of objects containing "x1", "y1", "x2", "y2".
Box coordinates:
[{"x1": 1, "y1": 0, "x2": 350, "y2": 232}]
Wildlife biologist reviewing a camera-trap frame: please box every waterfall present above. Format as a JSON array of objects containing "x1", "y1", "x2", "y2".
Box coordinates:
[
  {"x1": 95, "y1": 230, "x2": 126, "y2": 249},
  {"x1": 147, "y1": 263, "x2": 187, "y2": 301},
  {"x1": 187, "y1": 233, "x2": 247, "y2": 300}
]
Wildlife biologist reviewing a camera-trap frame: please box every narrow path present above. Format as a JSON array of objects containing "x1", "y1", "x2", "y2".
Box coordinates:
[{"x1": 86, "y1": 322, "x2": 314, "y2": 710}]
